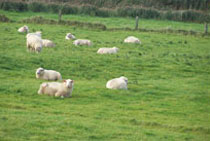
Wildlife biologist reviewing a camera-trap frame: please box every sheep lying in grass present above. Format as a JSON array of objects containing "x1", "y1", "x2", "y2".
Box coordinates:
[
  {"x1": 38, "y1": 79, "x2": 74, "y2": 98},
  {"x1": 26, "y1": 34, "x2": 43, "y2": 53},
  {"x1": 65, "y1": 33, "x2": 76, "y2": 40},
  {"x1": 97, "y1": 47, "x2": 119, "y2": 54},
  {"x1": 36, "y1": 68, "x2": 62, "y2": 81},
  {"x1": 124, "y1": 36, "x2": 141, "y2": 44},
  {"x1": 18, "y1": 25, "x2": 29, "y2": 33},
  {"x1": 42, "y1": 39, "x2": 55, "y2": 47},
  {"x1": 106, "y1": 76, "x2": 128, "y2": 90},
  {"x1": 73, "y1": 39, "x2": 92, "y2": 46}
]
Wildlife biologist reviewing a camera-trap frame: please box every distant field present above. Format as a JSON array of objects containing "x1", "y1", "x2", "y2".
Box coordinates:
[
  {"x1": 0, "y1": 10, "x2": 210, "y2": 140},
  {"x1": 0, "y1": 10, "x2": 205, "y2": 32}
]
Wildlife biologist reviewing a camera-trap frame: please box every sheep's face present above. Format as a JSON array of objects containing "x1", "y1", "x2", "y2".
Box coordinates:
[
  {"x1": 67, "y1": 33, "x2": 72, "y2": 37},
  {"x1": 64, "y1": 79, "x2": 74, "y2": 88},
  {"x1": 66, "y1": 33, "x2": 75, "y2": 39},
  {"x1": 36, "y1": 68, "x2": 44, "y2": 75},
  {"x1": 113, "y1": 47, "x2": 119, "y2": 51},
  {"x1": 120, "y1": 76, "x2": 128, "y2": 83}
]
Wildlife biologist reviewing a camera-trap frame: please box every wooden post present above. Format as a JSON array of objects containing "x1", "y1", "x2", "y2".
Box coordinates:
[
  {"x1": 135, "y1": 16, "x2": 139, "y2": 30},
  {"x1": 204, "y1": 23, "x2": 208, "y2": 34},
  {"x1": 58, "y1": 9, "x2": 62, "y2": 23}
]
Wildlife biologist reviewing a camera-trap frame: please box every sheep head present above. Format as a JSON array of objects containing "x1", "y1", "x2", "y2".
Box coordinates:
[
  {"x1": 120, "y1": 76, "x2": 128, "y2": 83},
  {"x1": 113, "y1": 47, "x2": 119, "y2": 51},
  {"x1": 63, "y1": 79, "x2": 74, "y2": 88},
  {"x1": 36, "y1": 68, "x2": 45, "y2": 75}
]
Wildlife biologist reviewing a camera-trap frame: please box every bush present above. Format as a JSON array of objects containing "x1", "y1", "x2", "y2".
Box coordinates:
[
  {"x1": 28, "y1": 2, "x2": 47, "y2": 12},
  {"x1": 79, "y1": 5, "x2": 98, "y2": 16},
  {"x1": 0, "y1": 2, "x2": 28, "y2": 12},
  {"x1": 0, "y1": 1, "x2": 209, "y2": 23},
  {"x1": 62, "y1": 5, "x2": 78, "y2": 14},
  {"x1": 46, "y1": 4, "x2": 60, "y2": 13},
  {"x1": 0, "y1": 14, "x2": 10, "y2": 22}
]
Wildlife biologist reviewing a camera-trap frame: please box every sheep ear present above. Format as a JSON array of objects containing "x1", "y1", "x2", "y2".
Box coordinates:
[
  {"x1": 71, "y1": 80, "x2": 74, "y2": 83},
  {"x1": 63, "y1": 80, "x2": 66, "y2": 83}
]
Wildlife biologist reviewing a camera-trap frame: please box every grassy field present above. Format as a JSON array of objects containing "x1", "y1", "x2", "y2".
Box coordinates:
[
  {"x1": 0, "y1": 11, "x2": 210, "y2": 140},
  {"x1": 0, "y1": 10, "x2": 206, "y2": 32}
]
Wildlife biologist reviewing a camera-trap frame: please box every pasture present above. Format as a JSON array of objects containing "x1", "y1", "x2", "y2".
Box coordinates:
[{"x1": 0, "y1": 11, "x2": 210, "y2": 140}]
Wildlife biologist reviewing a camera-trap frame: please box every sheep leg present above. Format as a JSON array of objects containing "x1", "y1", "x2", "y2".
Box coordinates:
[
  {"x1": 55, "y1": 92, "x2": 61, "y2": 97},
  {"x1": 38, "y1": 83, "x2": 48, "y2": 95}
]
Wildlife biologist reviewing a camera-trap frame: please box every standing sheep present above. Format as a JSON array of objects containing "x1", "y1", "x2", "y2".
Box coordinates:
[
  {"x1": 97, "y1": 47, "x2": 119, "y2": 54},
  {"x1": 73, "y1": 39, "x2": 92, "y2": 46},
  {"x1": 18, "y1": 25, "x2": 29, "y2": 33},
  {"x1": 26, "y1": 31, "x2": 42, "y2": 38},
  {"x1": 106, "y1": 76, "x2": 128, "y2": 90},
  {"x1": 42, "y1": 39, "x2": 55, "y2": 47},
  {"x1": 26, "y1": 34, "x2": 43, "y2": 53},
  {"x1": 38, "y1": 79, "x2": 74, "y2": 98},
  {"x1": 65, "y1": 33, "x2": 76, "y2": 40},
  {"x1": 124, "y1": 36, "x2": 141, "y2": 44},
  {"x1": 36, "y1": 68, "x2": 62, "y2": 81}
]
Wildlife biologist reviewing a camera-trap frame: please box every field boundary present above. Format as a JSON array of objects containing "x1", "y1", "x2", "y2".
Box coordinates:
[{"x1": 1, "y1": 14, "x2": 209, "y2": 36}]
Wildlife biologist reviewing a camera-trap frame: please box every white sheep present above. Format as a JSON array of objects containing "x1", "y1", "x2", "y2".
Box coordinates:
[
  {"x1": 65, "y1": 33, "x2": 76, "y2": 40},
  {"x1": 73, "y1": 39, "x2": 92, "y2": 46},
  {"x1": 36, "y1": 68, "x2": 62, "y2": 81},
  {"x1": 124, "y1": 36, "x2": 141, "y2": 44},
  {"x1": 42, "y1": 39, "x2": 55, "y2": 47},
  {"x1": 38, "y1": 79, "x2": 74, "y2": 98},
  {"x1": 26, "y1": 31, "x2": 42, "y2": 38},
  {"x1": 26, "y1": 34, "x2": 43, "y2": 53},
  {"x1": 18, "y1": 25, "x2": 29, "y2": 33},
  {"x1": 106, "y1": 76, "x2": 128, "y2": 90},
  {"x1": 97, "y1": 47, "x2": 119, "y2": 54}
]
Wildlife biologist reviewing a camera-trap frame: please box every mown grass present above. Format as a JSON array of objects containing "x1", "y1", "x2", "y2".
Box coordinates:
[
  {"x1": 0, "y1": 10, "x2": 206, "y2": 32},
  {"x1": 0, "y1": 11, "x2": 210, "y2": 140}
]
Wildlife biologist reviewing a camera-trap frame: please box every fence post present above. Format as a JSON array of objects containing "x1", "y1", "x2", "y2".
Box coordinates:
[
  {"x1": 58, "y1": 9, "x2": 62, "y2": 23},
  {"x1": 135, "y1": 16, "x2": 139, "y2": 30},
  {"x1": 204, "y1": 23, "x2": 208, "y2": 34}
]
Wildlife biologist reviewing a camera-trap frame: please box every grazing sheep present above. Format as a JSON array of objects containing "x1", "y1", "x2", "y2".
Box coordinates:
[
  {"x1": 73, "y1": 39, "x2": 92, "y2": 46},
  {"x1": 38, "y1": 79, "x2": 74, "y2": 98},
  {"x1": 36, "y1": 68, "x2": 62, "y2": 81},
  {"x1": 65, "y1": 33, "x2": 76, "y2": 40},
  {"x1": 26, "y1": 34, "x2": 43, "y2": 53},
  {"x1": 97, "y1": 47, "x2": 119, "y2": 54},
  {"x1": 106, "y1": 76, "x2": 128, "y2": 90},
  {"x1": 124, "y1": 36, "x2": 141, "y2": 44},
  {"x1": 42, "y1": 39, "x2": 55, "y2": 47},
  {"x1": 26, "y1": 31, "x2": 42, "y2": 38},
  {"x1": 18, "y1": 25, "x2": 29, "y2": 33}
]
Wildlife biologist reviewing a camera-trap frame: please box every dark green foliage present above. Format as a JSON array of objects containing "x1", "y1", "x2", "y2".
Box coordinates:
[
  {"x1": 28, "y1": 2, "x2": 47, "y2": 12},
  {"x1": 0, "y1": 2, "x2": 28, "y2": 12},
  {"x1": 46, "y1": 4, "x2": 60, "y2": 13},
  {"x1": 62, "y1": 5, "x2": 78, "y2": 14},
  {"x1": 0, "y1": 14, "x2": 10, "y2": 22},
  {"x1": 0, "y1": 1, "x2": 209, "y2": 22},
  {"x1": 117, "y1": 7, "x2": 161, "y2": 19}
]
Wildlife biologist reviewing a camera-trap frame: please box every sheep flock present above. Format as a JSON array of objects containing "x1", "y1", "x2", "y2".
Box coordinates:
[{"x1": 18, "y1": 25, "x2": 142, "y2": 98}]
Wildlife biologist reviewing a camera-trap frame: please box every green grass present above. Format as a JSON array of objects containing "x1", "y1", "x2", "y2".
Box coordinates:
[
  {"x1": 0, "y1": 10, "x2": 206, "y2": 32},
  {"x1": 0, "y1": 11, "x2": 210, "y2": 140}
]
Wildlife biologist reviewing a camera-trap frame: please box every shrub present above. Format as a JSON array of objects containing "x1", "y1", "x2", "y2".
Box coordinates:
[
  {"x1": 28, "y1": 2, "x2": 47, "y2": 12},
  {"x1": 62, "y1": 5, "x2": 78, "y2": 14},
  {"x1": 0, "y1": 14, "x2": 10, "y2": 22},
  {"x1": 0, "y1": 2, "x2": 28, "y2": 12},
  {"x1": 46, "y1": 4, "x2": 60, "y2": 13},
  {"x1": 0, "y1": 1, "x2": 209, "y2": 23}
]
